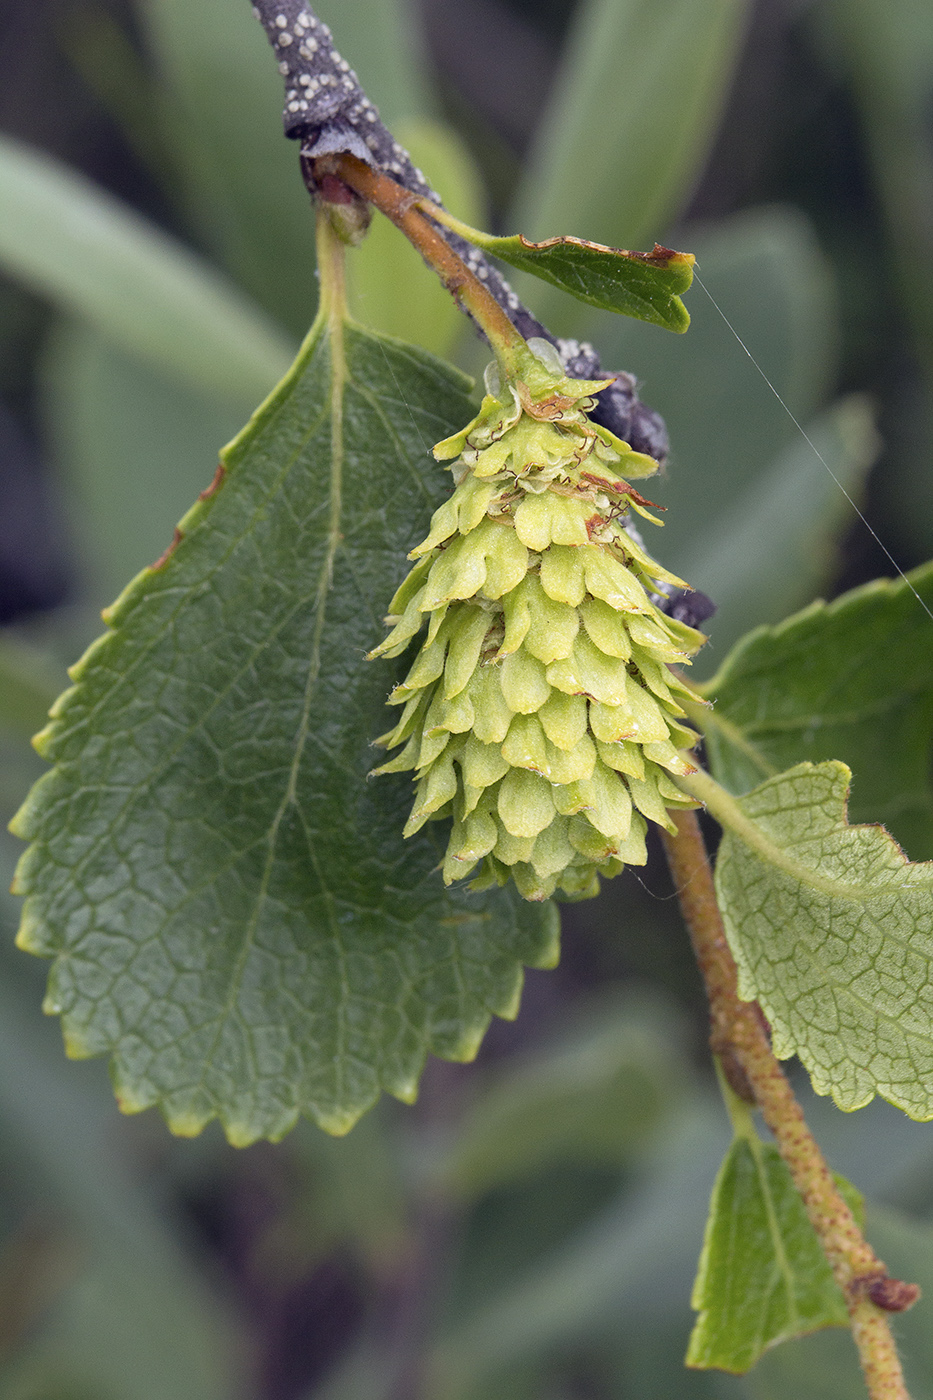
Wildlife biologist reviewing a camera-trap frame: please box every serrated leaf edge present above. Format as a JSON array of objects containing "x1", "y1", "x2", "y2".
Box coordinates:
[
  {"x1": 8, "y1": 294, "x2": 560, "y2": 1144},
  {"x1": 679, "y1": 761, "x2": 933, "y2": 1120}
]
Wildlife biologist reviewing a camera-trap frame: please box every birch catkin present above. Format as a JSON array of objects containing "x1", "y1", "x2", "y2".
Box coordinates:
[{"x1": 372, "y1": 340, "x2": 707, "y2": 901}]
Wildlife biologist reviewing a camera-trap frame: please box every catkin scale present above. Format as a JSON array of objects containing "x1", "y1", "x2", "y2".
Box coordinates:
[{"x1": 371, "y1": 343, "x2": 706, "y2": 901}]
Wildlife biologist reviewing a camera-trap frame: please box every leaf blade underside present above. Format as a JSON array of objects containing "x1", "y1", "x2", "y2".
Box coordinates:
[
  {"x1": 11, "y1": 316, "x2": 559, "y2": 1146},
  {"x1": 713, "y1": 761, "x2": 933, "y2": 1119},
  {"x1": 700, "y1": 561, "x2": 933, "y2": 859}
]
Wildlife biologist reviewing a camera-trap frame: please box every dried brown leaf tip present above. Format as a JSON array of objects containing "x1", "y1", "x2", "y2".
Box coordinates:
[
  {"x1": 371, "y1": 339, "x2": 707, "y2": 901},
  {"x1": 516, "y1": 234, "x2": 695, "y2": 270}
]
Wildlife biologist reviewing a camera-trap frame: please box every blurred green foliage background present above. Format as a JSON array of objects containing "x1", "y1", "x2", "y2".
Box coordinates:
[{"x1": 0, "y1": 0, "x2": 932, "y2": 1396}]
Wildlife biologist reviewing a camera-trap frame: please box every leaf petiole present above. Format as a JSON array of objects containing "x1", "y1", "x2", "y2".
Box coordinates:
[
  {"x1": 673, "y1": 760, "x2": 892, "y2": 899},
  {"x1": 679, "y1": 697, "x2": 778, "y2": 782},
  {"x1": 316, "y1": 195, "x2": 349, "y2": 329},
  {"x1": 713, "y1": 1054, "x2": 757, "y2": 1140}
]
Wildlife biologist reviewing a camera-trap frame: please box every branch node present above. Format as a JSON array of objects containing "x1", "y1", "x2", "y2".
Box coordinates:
[
  {"x1": 849, "y1": 1273, "x2": 922, "y2": 1314},
  {"x1": 712, "y1": 1043, "x2": 757, "y2": 1104}
]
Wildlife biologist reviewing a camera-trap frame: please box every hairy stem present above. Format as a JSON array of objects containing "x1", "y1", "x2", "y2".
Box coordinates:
[{"x1": 662, "y1": 809, "x2": 915, "y2": 1400}]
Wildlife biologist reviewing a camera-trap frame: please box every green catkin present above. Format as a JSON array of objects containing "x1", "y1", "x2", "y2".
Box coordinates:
[{"x1": 370, "y1": 339, "x2": 707, "y2": 901}]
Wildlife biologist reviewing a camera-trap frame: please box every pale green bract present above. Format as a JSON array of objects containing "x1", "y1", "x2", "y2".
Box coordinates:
[{"x1": 371, "y1": 343, "x2": 707, "y2": 901}]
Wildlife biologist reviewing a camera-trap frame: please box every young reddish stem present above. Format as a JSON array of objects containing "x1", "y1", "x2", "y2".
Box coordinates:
[
  {"x1": 307, "y1": 151, "x2": 528, "y2": 371},
  {"x1": 662, "y1": 810, "x2": 917, "y2": 1400}
]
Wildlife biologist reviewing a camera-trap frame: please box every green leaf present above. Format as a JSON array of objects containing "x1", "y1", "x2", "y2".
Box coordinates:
[
  {"x1": 10, "y1": 313, "x2": 558, "y2": 1146},
  {"x1": 687, "y1": 1133, "x2": 858, "y2": 1372},
  {"x1": 0, "y1": 134, "x2": 293, "y2": 406},
  {"x1": 432, "y1": 214, "x2": 694, "y2": 331},
  {"x1": 509, "y1": 0, "x2": 750, "y2": 332},
  {"x1": 139, "y1": 0, "x2": 429, "y2": 335},
  {"x1": 700, "y1": 561, "x2": 933, "y2": 859},
  {"x1": 816, "y1": 0, "x2": 933, "y2": 566},
  {"x1": 705, "y1": 760, "x2": 933, "y2": 1119}
]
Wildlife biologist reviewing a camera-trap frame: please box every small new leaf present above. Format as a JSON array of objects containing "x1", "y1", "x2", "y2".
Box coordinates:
[
  {"x1": 712, "y1": 761, "x2": 933, "y2": 1119},
  {"x1": 482, "y1": 235, "x2": 694, "y2": 331},
  {"x1": 10, "y1": 312, "x2": 558, "y2": 1146},
  {"x1": 424, "y1": 204, "x2": 693, "y2": 331},
  {"x1": 688, "y1": 1135, "x2": 858, "y2": 1372},
  {"x1": 699, "y1": 561, "x2": 933, "y2": 858}
]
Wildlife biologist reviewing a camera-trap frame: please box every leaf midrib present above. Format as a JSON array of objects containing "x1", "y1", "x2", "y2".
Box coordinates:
[
  {"x1": 684, "y1": 766, "x2": 928, "y2": 903},
  {"x1": 745, "y1": 1136, "x2": 801, "y2": 1345},
  {"x1": 202, "y1": 301, "x2": 350, "y2": 1085}
]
